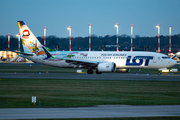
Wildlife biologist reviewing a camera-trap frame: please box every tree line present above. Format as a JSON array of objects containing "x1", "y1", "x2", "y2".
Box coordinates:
[{"x1": 0, "y1": 34, "x2": 180, "y2": 54}]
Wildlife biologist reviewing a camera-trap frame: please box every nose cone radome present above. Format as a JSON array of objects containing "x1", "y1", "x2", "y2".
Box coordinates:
[{"x1": 171, "y1": 59, "x2": 177, "y2": 67}]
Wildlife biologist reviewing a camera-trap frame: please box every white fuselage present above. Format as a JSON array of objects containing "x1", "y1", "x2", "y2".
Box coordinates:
[
  {"x1": 22, "y1": 51, "x2": 176, "y2": 69},
  {"x1": 0, "y1": 51, "x2": 18, "y2": 60}
]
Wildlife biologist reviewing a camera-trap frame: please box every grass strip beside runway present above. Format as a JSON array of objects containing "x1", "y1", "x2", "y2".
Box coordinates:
[
  {"x1": 0, "y1": 78, "x2": 180, "y2": 108},
  {"x1": 0, "y1": 65, "x2": 82, "y2": 73}
]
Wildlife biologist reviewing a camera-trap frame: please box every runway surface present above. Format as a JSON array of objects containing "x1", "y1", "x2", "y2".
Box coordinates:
[
  {"x1": 0, "y1": 105, "x2": 180, "y2": 119},
  {"x1": 0, "y1": 72, "x2": 180, "y2": 81}
]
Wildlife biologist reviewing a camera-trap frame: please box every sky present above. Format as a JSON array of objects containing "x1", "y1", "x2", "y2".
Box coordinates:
[{"x1": 0, "y1": 0, "x2": 180, "y2": 38}]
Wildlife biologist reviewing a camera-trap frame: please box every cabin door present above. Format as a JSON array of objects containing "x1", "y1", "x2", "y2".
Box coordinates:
[{"x1": 153, "y1": 55, "x2": 157, "y2": 63}]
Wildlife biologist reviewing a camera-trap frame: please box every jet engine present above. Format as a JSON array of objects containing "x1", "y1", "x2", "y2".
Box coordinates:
[{"x1": 97, "y1": 62, "x2": 116, "y2": 72}]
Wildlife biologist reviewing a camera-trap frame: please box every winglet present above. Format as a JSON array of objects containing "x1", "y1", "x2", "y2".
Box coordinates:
[{"x1": 42, "y1": 47, "x2": 52, "y2": 60}]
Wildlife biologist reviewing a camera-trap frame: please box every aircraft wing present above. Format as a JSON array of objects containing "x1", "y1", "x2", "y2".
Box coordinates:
[{"x1": 62, "y1": 58, "x2": 99, "y2": 68}]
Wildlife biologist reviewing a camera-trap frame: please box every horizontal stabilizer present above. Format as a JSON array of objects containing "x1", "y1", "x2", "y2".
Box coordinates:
[{"x1": 16, "y1": 51, "x2": 34, "y2": 56}]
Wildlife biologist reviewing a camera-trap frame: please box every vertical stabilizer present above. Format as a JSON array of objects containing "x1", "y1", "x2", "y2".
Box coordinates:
[{"x1": 17, "y1": 21, "x2": 45, "y2": 56}]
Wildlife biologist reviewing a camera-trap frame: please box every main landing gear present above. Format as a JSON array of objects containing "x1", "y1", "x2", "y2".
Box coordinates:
[
  {"x1": 96, "y1": 70, "x2": 102, "y2": 74},
  {"x1": 87, "y1": 69, "x2": 102, "y2": 74},
  {"x1": 87, "y1": 69, "x2": 93, "y2": 74}
]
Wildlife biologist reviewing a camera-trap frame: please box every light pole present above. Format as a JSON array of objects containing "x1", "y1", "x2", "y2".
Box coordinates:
[
  {"x1": 156, "y1": 24, "x2": 160, "y2": 53},
  {"x1": 67, "y1": 26, "x2": 71, "y2": 51},
  {"x1": 8, "y1": 33, "x2": 10, "y2": 51},
  {"x1": 16, "y1": 33, "x2": 20, "y2": 51},
  {"x1": 115, "y1": 24, "x2": 119, "y2": 51},
  {"x1": 169, "y1": 26, "x2": 172, "y2": 57},
  {"x1": 130, "y1": 25, "x2": 134, "y2": 51},
  {"x1": 89, "y1": 24, "x2": 92, "y2": 51},
  {"x1": 44, "y1": 26, "x2": 47, "y2": 47}
]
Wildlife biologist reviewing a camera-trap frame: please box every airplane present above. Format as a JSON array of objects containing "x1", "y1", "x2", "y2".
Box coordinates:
[
  {"x1": 176, "y1": 52, "x2": 180, "y2": 58},
  {"x1": 0, "y1": 51, "x2": 18, "y2": 62},
  {"x1": 17, "y1": 21, "x2": 177, "y2": 74},
  {"x1": 171, "y1": 52, "x2": 180, "y2": 59}
]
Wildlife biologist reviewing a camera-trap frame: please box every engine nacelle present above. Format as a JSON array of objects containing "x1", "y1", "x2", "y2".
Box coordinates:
[
  {"x1": 116, "y1": 68, "x2": 130, "y2": 73},
  {"x1": 97, "y1": 62, "x2": 116, "y2": 72}
]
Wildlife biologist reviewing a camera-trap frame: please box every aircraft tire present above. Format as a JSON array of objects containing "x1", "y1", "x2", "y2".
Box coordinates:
[
  {"x1": 87, "y1": 69, "x2": 93, "y2": 74},
  {"x1": 96, "y1": 70, "x2": 102, "y2": 74},
  {"x1": 158, "y1": 71, "x2": 161, "y2": 75}
]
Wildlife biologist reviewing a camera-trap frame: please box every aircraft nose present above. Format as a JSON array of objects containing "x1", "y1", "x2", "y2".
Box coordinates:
[{"x1": 171, "y1": 59, "x2": 177, "y2": 66}]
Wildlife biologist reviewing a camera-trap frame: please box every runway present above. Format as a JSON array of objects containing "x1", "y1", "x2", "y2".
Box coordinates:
[
  {"x1": 0, "y1": 72, "x2": 180, "y2": 81},
  {"x1": 0, "y1": 105, "x2": 180, "y2": 119}
]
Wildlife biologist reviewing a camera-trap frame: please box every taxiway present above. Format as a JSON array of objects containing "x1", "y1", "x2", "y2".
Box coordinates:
[
  {"x1": 0, "y1": 105, "x2": 180, "y2": 119},
  {"x1": 0, "y1": 72, "x2": 180, "y2": 81}
]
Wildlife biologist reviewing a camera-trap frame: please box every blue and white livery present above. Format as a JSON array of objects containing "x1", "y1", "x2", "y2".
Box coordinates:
[{"x1": 17, "y1": 21, "x2": 176, "y2": 74}]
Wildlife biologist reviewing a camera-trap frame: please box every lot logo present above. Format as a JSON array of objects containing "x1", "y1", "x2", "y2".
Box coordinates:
[{"x1": 126, "y1": 56, "x2": 153, "y2": 66}]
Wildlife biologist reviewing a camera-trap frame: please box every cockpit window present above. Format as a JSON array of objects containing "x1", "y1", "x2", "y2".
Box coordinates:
[{"x1": 162, "y1": 56, "x2": 170, "y2": 59}]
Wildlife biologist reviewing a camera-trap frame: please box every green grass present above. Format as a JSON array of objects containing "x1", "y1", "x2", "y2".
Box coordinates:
[
  {"x1": 0, "y1": 78, "x2": 180, "y2": 108},
  {"x1": 0, "y1": 65, "x2": 88, "y2": 73}
]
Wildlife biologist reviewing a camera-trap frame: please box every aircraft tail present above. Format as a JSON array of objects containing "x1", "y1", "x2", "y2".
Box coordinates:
[{"x1": 17, "y1": 21, "x2": 45, "y2": 56}]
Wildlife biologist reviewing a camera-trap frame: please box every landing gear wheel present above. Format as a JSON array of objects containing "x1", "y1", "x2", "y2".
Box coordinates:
[
  {"x1": 87, "y1": 69, "x2": 93, "y2": 74},
  {"x1": 158, "y1": 71, "x2": 161, "y2": 75},
  {"x1": 96, "y1": 70, "x2": 102, "y2": 74}
]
